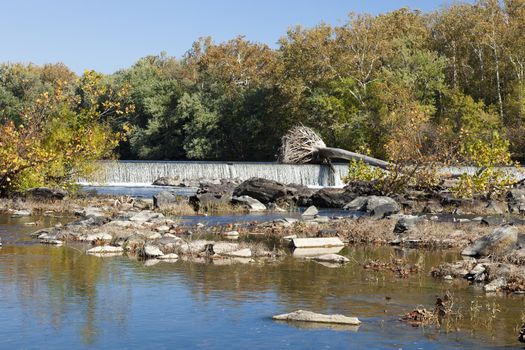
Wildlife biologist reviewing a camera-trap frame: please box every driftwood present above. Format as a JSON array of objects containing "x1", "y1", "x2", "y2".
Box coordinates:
[{"x1": 278, "y1": 126, "x2": 389, "y2": 169}]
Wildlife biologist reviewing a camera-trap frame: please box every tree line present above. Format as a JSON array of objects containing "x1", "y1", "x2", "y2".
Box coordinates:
[{"x1": 1, "y1": 0, "x2": 524, "y2": 194}]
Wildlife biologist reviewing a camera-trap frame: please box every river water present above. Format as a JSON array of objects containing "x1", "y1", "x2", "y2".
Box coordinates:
[{"x1": 1, "y1": 214, "x2": 525, "y2": 349}]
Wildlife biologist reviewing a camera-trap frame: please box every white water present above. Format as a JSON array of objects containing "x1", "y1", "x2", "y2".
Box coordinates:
[{"x1": 85, "y1": 161, "x2": 350, "y2": 187}]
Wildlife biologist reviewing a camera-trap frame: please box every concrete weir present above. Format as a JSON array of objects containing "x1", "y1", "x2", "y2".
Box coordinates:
[{"x1": 87, "y1": 161, "x2": 350, "y2": 187}]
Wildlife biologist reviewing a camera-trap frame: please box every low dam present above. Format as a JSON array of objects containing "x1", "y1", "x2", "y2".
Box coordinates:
[{"x1": 88, "y1": 161, "x2": 350, "y2": 187}]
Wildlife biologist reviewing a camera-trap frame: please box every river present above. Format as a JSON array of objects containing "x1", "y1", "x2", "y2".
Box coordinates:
[{"x1": 1, "y1": 214, "x2": 524, "y2": 349}]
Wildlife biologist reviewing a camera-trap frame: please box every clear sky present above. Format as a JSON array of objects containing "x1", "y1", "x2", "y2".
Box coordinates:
[{"x1": 1, "y1": 0, "x2": 462, "y2": 74}]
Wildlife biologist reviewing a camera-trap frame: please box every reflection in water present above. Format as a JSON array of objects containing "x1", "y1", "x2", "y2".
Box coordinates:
[{"x1": 1, "y1": 220, "x2": 525, "y2": 349}]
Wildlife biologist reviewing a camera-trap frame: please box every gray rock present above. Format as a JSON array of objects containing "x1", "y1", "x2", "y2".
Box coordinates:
[
  {"x1": 82, "y1": 232, "x2": 113, "y2": 242},
  {"x1": 394, "y1": 215, "x2": 422, "y2": 233},
  {"x1": 344, "y1": 196, "x2": 400, "y2": 217},
  {"x1": 129, "y1": 211, "x2": 164, "y2": 223},
  {"x1": 143, "y1": 245, "x2": 164, "y2": 258},
  {"x1": 11, "y1": 209, "x2": 31, "y2": 217},
  {"x1": 153, "y1": 191, "x2": 179, "y2": 208},
  {"x1": 153, "y1": 177, "x2": 183, "y2": 186},
  {"x1": 87, "y1": 246, "x2": 123, "y2": 254},
  {"x1": 291, "y1": 237, "x2": 344, "y2": 249},
  {"x1": 157, "y1": 253, "x2": 179, "y2": 260},
  {"x1": 302, "y1": 205, "x2": 319, "y2": 217},
  {"x1": 77, "y1": 207, "x2": 106, "y2": 218},
  {"x1": 313, "y1": 254, "x2": 350, "y2": 264},
  {"x1": 272, "y1": 310, "x2": 361, "y2": 325},
  {"x1": 233, "y1": 178, "x2": 293, "y2": 204},
  {"x1": 484, "y1": 277, "x2": 506, "y2": 292},
  {"x1": 223, "y1": 248, "x2": 252, "y2": 258},
  {"x1": 231, "y1": 195, "x2": 267, "y2": 211},
  {"x1": 208, "y1": 242, "x2": 239, "y2": 255},
  {"x1": 461, "y1": 225, "x2": 519, "y2": 257}
]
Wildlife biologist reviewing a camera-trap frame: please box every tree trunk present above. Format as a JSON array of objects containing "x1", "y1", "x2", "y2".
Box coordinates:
[{"x1": 315, "y1": 147, "x2": 390, "y2": 169}]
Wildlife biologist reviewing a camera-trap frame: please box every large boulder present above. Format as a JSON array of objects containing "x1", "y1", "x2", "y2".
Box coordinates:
[
  {"x1": 461, "y1": 225, "x2": 519, "y2": 257},
  {"x1": 26, "y1": 187, "x2": 68, "y2": 200},
  {"x1": 233, "y1": 178, "x2": 294, "y2": 204},
  {"x1": 310, "y1": 188, "x2": 355, "y2": 208}
]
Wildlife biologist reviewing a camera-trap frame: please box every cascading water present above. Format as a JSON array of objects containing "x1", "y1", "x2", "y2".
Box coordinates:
[{"x1": 85, "y1": 161, "x2": 350, "y2": 187}]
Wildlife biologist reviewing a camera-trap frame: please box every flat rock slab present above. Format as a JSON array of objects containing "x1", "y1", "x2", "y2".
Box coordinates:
[
  {"x1": 291, "y1": 237, "x2": 344, "y2": 249},
  {"x1": 273, "y1": 310, "x2": 361, "y2": 325},
  {"x1": 87, "y1": 246, "x2": 123, "y2": 254}
]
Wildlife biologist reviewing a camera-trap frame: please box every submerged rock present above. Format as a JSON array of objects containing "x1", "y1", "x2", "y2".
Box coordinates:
[
  {"x1": 313, "y1": 254, "x2": 349, "y2": 264},
  {"x1": 273, "y1": 310, "x2": 361, "y2": 325},
  {"x1": 461, "y1": 225, "x2": 519, "y2": 257}
]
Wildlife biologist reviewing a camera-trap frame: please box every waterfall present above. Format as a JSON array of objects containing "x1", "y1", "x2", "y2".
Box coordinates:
[{"x1": 85, "y1": 161, "x2": 350, "y2": 187}]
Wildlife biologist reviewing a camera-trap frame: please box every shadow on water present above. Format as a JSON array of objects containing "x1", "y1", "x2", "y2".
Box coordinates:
[{"x1": 1, "y1": 217, "x2": 525, "y2": 349}]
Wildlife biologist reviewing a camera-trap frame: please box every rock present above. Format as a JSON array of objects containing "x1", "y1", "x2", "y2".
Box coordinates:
[
  {"x1": 481, "y1": 216, "x2": 505, "y2": 226},
  {"x1": 394, "y1": 215, "x2": 422, "y2": 233},
  {"x1": 233, "y1": 178, "x2": 293, "y2": 204},
  {"x1": 155, "y1": 225, "x2": 171, "y2": 233},
  {"x1": 129, "y1": 211, "x2": 164, "y2": 223},
  {"x1": 267, "y1": 202, "x2": 286, "y2": 212},
  {"x1": 486, "y1": 200, "x2": 506, "y2": 214},
  {"x1": 313, "y1": 254, "x2": 349, "y2": 264},
  {"x1": 143, "y1": 245, "x2": 164, "y2": 258},
  {"x1": 302, "y1": 205, "x2": 319, "y2": 217},
  {"x1": 153, "y1": 191, "x2": 179, "y2": 208},
  {"x1": 484, "y1": 277, "x2": 506, "y2": 292},
  {"x1": 343, "y1": 197, "x2": 368, "y2": 211},
  {"x1": 222, "y1": 231, "x2": 239, "y2": 237},
  {"x1": 223, "y1": 248, "x2": 252, "y2": 258},
  {"x1": 311, "y1": 188, "x2": 355, "y2": 208},
  {"x1": 291, "y1": 237, "x2": 345, "y2": 249},
  {"x1": 11, "y1": 209, "x2": 31, "y2": 217},
  {"x1": 422, "y1": 201, "x2": 444, "y2": 214},
  {"x1": 157, "y1": 253, "x2": 179, "y2": 260},
  {"x1": 189, "y1": 193, "x2": 230, "y2": 211},
  {"x1": 231, "y1": 195, "x2": 267, "y2": 211},
  {"x1": 344, "y1": 196, "x2": 400, "y2": 217},
  {"x1": 82, "y1": 232, "x2": 113, "y2": 242},
  {"x1": 272, "y1": 310, "x2": 361, "y2": 325},
  {"x1": 507, "y1": 188, "x2": 525, "y2": 214},
  {"x1": 152, "y1": 177, "x2": 184, "y2": 186},
  {"x1": 77, "y1": 207, "x2": 106, "y2": 218},
  {"x1": 87, "y1": 246, "x2": 123, "y2": 254},
  {"x1": 207, "y1": 242, "x2": 239, "y2": 255},
  {"x1": 317, "y1": 229, "x2": 338, "y2": 237},
  {"x1": 26, "y1": 187, "x2": 68, "y2": 200},
  {"x1": 461, "y1": 225, "x2": 519, "y2": 257},
  {"x1": 293, "y1": 247, "x2": 344, "y2": 257}
]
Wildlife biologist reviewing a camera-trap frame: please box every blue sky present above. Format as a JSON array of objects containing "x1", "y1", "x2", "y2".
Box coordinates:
[{"x1": 1, "y1": 0, "x2": 463, "y2": 74}]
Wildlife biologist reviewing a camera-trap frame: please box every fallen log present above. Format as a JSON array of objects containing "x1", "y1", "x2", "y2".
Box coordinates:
[{"x1": 278, "y1": 126, "x2": 389, "y2": 169}]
